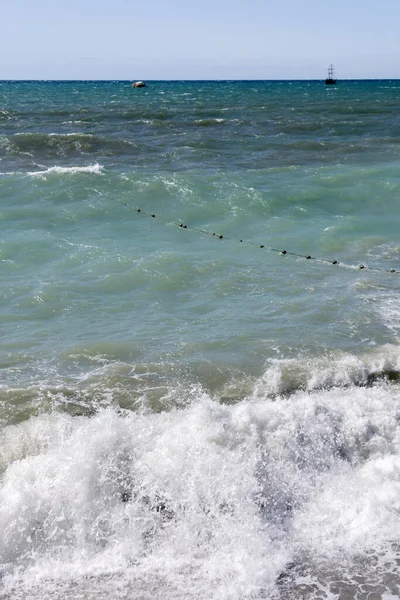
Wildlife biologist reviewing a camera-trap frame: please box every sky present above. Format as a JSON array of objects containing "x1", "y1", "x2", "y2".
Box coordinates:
[{"x1": 2, "y1": 0, "x2": 400, "y2": 80}]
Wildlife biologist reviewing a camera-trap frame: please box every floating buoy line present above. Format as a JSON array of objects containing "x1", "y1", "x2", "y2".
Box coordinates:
[{"x1": 121, "y1": 202, "x2": 399, "y2": 274}]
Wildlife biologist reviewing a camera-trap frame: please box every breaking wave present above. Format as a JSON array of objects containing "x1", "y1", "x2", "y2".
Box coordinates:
[
  {"x1": 1, "y1": 378, "x2": 400, "y2": 599},
  {"x1": 27, "y1": 163, "x2": 104, "y2": 176}
]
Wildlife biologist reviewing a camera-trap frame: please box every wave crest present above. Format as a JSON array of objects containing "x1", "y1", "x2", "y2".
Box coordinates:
[
  {"x1": 254, "y1": 345, "x2": 400, "y2": 398},
  {"x1": 27, "y1": 163, "x2": 103, "y2": 176}
]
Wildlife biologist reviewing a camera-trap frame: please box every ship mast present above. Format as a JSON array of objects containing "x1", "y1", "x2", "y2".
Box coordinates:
[{"x1": 325, "y1": 64, "x2": 337, "y2": 85}]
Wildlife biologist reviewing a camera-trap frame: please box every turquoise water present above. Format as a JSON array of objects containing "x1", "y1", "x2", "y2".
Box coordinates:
[{"x1": 1, "y1": 80, "x2": 400, "y2": 599}]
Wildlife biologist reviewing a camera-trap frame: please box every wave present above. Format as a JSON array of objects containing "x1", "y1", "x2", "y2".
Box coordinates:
[
  {"x1": 0, "y1": 109, "x2": 15, "y2": 121},
  {"x1": 0, "y1": 163, "x2": 104, "y2": 177},
  {"x1": 254, "y1": 345, "x2": 400, "y2": 398},
  {"x1": 1, "y1": 378, "x2": 400, "y2": 599},
  {"x1": 26, "y1": 163, "x2": 104, "y2": 176},
  {"x1": 1, "y1": 345, "x2": 400, "y2": 431},
  {"x1": 195, "y1": 118, "x2": 225, "y2": 126},
  {"x1": 1, "y1": 132, "x2": 136, "y2": 160}
]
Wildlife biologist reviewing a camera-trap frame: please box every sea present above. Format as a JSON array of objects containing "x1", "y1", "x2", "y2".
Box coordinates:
[{"x1": 1, "y1": 79, "x2": 400, "y2": 600}]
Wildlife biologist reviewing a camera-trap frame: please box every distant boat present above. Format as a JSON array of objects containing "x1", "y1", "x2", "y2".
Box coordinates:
[
  {"x1": 132, "y1": 81, "x2": 146, "y2": 88},
  {"x1": 325, "y1": 65, "x2": 337, "y2": 85}
]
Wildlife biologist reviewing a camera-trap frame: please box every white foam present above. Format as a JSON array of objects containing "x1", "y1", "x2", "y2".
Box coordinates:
[
  {"x1": 27, "y1": 163, "x2": 103, "y2": 176},
  {"x1": 1, "y1": 380, "x2": 400, "y2": 598},
  {"x1": 254, "y1": 345, "x2": 400, "y2": 397},
  {"x1": 47, "y1": 132, "x2": 95, "y2": 137}
]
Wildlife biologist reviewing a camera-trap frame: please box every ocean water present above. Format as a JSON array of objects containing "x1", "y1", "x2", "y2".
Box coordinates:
[{"x1": 1, "y1": 79, "x2": 400, "y2": 600}]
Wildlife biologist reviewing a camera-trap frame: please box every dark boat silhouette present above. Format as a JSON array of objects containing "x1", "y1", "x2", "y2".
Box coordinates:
[{"x1": 325, "y1": 65, "x2": 337, "y2": 85}]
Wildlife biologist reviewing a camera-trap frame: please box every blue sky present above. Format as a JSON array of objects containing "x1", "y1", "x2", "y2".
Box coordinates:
[{"x1": 2, "y1": 0, "x2": 400, "y2": 80}]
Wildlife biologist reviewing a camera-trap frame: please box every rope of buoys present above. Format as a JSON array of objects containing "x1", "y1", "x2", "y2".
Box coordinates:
[{"x1": 121, "y1": 202, "x2": 400, "y2": 274}]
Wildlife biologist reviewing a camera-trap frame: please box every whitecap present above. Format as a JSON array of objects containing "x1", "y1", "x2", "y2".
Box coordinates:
[{"x1": 27, "y1": 163, "x2": 104, "y2": 176}]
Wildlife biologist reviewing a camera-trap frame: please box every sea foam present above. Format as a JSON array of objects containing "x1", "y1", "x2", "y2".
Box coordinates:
[
  {"x1": 1, "y1": 383, "x2": 400, "y2": 599},
  {"x1": 27, "y1": 163, "x2": 103, "y2": 176}
]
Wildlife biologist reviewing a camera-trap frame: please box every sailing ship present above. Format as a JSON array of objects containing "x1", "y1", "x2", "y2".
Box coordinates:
[{"x1": 325, "y1": 65, "x2": 337, "y2": 85}]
